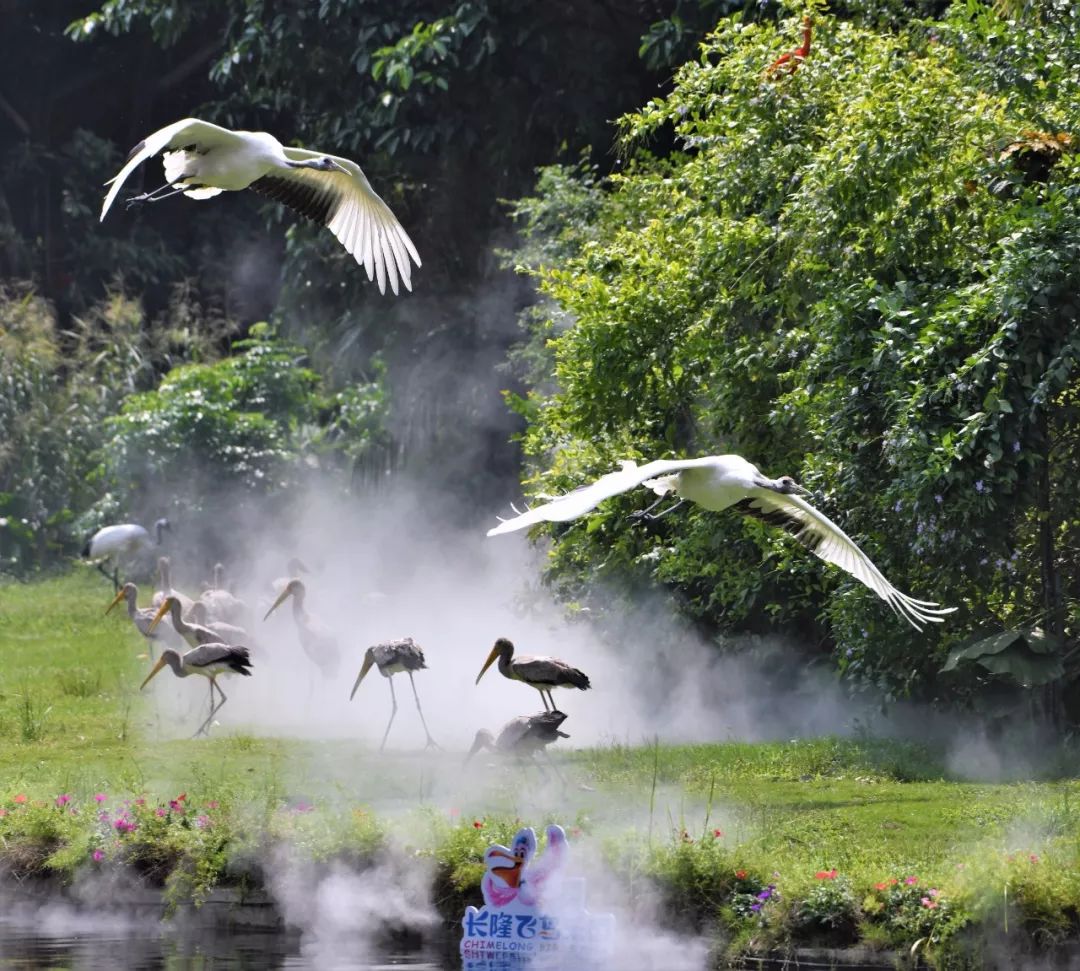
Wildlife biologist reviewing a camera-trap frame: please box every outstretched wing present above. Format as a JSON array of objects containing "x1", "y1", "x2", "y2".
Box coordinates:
[
  {"x1": 487, "y1": 458, "x2": 711, "y2": 536},
  {"x1": 738, "y1": 490, "x2": 956, "y2": 631},
  {"x1": 254, "y1": 148, "x2": 421, "y2": 295},
  {"x1": 100, "y1": 118, "x2": 242, "y2": 221}
]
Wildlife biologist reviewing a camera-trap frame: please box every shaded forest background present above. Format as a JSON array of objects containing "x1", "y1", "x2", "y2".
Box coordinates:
[{"x1": 3, "y1": 0, "x2": 1079, "y2": 726}]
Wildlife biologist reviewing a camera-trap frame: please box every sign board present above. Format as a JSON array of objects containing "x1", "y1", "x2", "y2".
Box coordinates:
[{"x1": 460, "y1": 824, "x2": 615, "y2": 965}]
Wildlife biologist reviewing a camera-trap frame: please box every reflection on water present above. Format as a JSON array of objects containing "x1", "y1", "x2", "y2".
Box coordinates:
[{"x1": 0, "y1": 915, "x2": 449, "y2": 970}]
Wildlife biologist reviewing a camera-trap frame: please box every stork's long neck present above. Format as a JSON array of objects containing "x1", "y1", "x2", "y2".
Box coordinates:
[
  {"x1": 163, "y1": 650, "x2": 186, "y2": 678},
  {"x1": 170, "y1": 600, "x2": 192, "y2": 635},
  {"x1": 497, "y1": 647, "x2": 514, "y2": 679},
  {"x1": 125, "y1": 589, "x2": 138, "y2": 619}
]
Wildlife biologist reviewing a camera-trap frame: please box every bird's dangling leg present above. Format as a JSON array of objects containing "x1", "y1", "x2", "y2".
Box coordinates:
[
  {"x1": 379, "y1": 677, "x2": 399, "y2": 753},
  {"x1": 126, "y1": 182, "x2": 187, "y2": 208},
  {"x1": 630, "y1": 497, "x2": 686, "y2": 523},
  {"x1": 407, "y1": 672, "x2": 440, "y2": 749},
  {"x1": 537, "y1": 688, "x2": 551, "y2": 712}
]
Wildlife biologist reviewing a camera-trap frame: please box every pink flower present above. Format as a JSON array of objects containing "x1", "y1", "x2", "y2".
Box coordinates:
[
  {"x1": 713, "y1": 829, "x2": 725, "y2": 838},
  {"x1": 206, "y1": 801, "x2": 219, "y2": 810},
  {"x1": 905, "y1": 876, "x2": 918, "y2": 885},
  {"x1": 155, "y1": 808, "x2": 167, "y2": 818},
  {"x1": 114, "y1": 818, "x2": 135, "y2": 834},
  {"x1": 92, "y1": 849, "x2": 104, "y2": 862},
  {"x1": 55, "y1": 794, "x2": 71, "y2": 807},
  {"x1": 1029, "y1": 854, "x2": 1039, "y2": 864},
  {"x1": 929, "y1": 888, "x2": 940, "y2": 898},
  {"x1": 0, "y1": 809, "x2": 7, "y2": 818},
  {"x1": 12, "y1": 794, "x2": 26, "y2": 804},
  {"x1": 195, "y1": 815, "x2": 211, "y2": 829},
  {"x1": 94, "y1": 793, "x2": 107, "y2": 803},
  {"x1": 135, "y1": 798, "x2": 146, "y2": 806},
  {"x1": 921, "y1": 896, "x2": 938, "y2": 909}
]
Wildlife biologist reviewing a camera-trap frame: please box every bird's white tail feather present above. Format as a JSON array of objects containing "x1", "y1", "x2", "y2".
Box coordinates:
[{"x1": 642, "y1": 474, "x2": 679, "y2": 497}]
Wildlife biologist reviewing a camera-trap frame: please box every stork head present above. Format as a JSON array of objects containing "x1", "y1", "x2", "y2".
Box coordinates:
[
  {"x1": 147, "y1": 596, "x2": 179, "y2": 635},
  {"x1": 476, "y1": 638, "x2": 514, "y2": 685},
  {"x1": 263, "y1": 578, "x2": 304, "y2": 621},
  {"x1": 349, "y1": 648, "x2": 376, "y2": 700},
  {"x1": 153, "y1": 518, "x2": 171, "y2": 544},
  {"x1": 310, "y1": 156, "x2": 349, "y2": 174},
  {"x1": 106, "y1": 583, "x2": 136, "y2": 614},
  {"x1": 775, "y1": 475, "x2": 810, "y2": 496},
  {"x1": 464, "y1": 728, "x2": 496, "y2": 765},
  {"x1": 140, "y1": 649, "x2": 179, "y2": 690}
]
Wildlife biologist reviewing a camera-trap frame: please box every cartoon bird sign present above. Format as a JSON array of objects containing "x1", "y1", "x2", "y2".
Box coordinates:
[{"x1": 460, "y1": 824, "x2": 614, "y2": 964}]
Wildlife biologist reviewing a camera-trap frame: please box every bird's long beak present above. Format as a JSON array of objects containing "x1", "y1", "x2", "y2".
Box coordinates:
[
  {"x1": 263, "y1": 588, "x2": 290, "y2": 622},
  {"x1": 147, "y1": 599, "x2": 170, "y2": 635},
  {"x1": 140, "y1": 655, "x2": 167, "y2": 690},
  {"x1": 105, "y1": 589, "x2": 126, "y2": 615},
  {"x1": 475, "y1": 646, "x2": 501, "y2": 686},
  {"x1": 349, "y1": 655, "x2": 374, "y2": 700},
  {"x1": 792, "y1": 482, "x2": 812, "y2": 497}
]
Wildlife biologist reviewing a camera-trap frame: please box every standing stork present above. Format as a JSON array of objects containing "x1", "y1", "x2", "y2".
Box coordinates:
[
  {"x1": 150, "y1": 556, "x2": 196, "y2": 617},
  {"x1": 475, "y1": 638, "x2": 590, "y2": 712},
  {"x1": 465, "y1": 711, "x2": 570, "y2": 781},
  {"x1": 263, "y1": 579, "x2": 341, "y2": 679},
  {"x1": 81, "y1": 518, "x2": 170, "y2": 590},
  {"x1": 199, "y1": 563, "x2": 248, "y2": 625},
  {"x1": 140, "y1": 643, "x2": 253, "y2": 737},
  {"x1": 349, "y1": 637, "x2": 438, "y2": 751},
  {"x1": 105, "y1": 582, "x2": 164, "y2": 657},
  {"x1": 101, "y1": 118, "x2": 421, "y2": 295},
  {"x1": 148, "y1": 595, "x2": 244, "y2": 648},
  {"x1": 487, "y1": 454, "x2": 957, "y2": 631},
  {"x1": 186, "y1": 601, "x2": 251, "y2": 648}
]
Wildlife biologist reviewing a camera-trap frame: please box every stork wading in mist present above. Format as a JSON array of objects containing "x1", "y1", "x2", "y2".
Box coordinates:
[
  {"x1": 465, "y1": 710, "x2": 570, "y2": 782},
  {"x1": 198, "y1": 563, "x2": 248, "y2": 625},
  {"x1": 150, "y1": 556, "x2": 196, "y2": 617},
  {"x1": 106, "y1": 583, "x2": 165, "y2": 657},
  {"x1": 475, "y1": 638, "x2": 591, "y2": 712},
  {"x1": 141, "y1": 643, "x2": 253, "y2": 737},
  {"x1": 101, "y1": 118, "x2": 421, "y2": 295},
  {"x1": 263, "y1": 579, "x2": 341, "y2": 679},
  {"x1": 148, "y1": 595, "x2": 245, "y2": 648},
  {"x1": 187, "y1": 601, "x2": 251, "y2": 649},
  {"x1": 349, "y1": 637, "x2": 439, "y2": 752},
  {"x1": 488, "y1": 454, "x2": 957, "y2": 632},
  {"x1": 81, "y1": 518, "x2": 170, "y2": 590}
]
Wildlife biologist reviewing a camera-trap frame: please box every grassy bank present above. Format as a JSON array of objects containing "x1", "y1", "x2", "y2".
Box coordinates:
[{"x1": 1, "y1": 572, "x2": 1079, "y2": 968}]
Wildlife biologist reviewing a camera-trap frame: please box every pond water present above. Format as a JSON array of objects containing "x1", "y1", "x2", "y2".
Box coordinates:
[{"x1": 0, "y1": 918, "x2": 449, "y2": 970}]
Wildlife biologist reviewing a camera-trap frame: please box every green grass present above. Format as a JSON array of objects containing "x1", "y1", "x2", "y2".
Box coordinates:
[{"x1": 1, "y1": 572, "x2": 1079, "y2": 967}]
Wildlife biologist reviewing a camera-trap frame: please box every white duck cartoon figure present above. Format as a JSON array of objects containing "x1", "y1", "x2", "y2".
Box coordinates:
[{"x1": 480, "y1": 824, "x2": 568, "y2": 909}]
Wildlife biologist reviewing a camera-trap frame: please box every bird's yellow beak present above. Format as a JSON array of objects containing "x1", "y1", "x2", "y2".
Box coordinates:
[
  {"x1": 349, "y1": 654, "x2": 375, "y2": 700},
  {"x1": 140, "y1": 655, "x2": 167, "y2": 690},
  {"x1": 147, "y1": 599, "x2": 171, "y2": 635},
  {"x1": 105, "y1": 589, "x2": 126, "y2": 615},
  {"x1": 263, "y1": 588, "x2": 291, "y2": 622},
  {"x1": 475, "y1": 646, "x2": 501, "y2": 686}
]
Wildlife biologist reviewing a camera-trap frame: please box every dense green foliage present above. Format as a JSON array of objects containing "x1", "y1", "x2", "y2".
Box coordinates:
[{"x1": 506, "y1": 2, "x2": 1080, "y2": 711}]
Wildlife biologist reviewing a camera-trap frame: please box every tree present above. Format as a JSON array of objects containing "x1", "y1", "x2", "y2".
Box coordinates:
[{"x1": 504, "y1": 2, "x2": 1080, "y2": 715}]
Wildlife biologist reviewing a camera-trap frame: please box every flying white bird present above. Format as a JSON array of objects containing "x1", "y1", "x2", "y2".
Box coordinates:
[
  {"x1": 100, "y1": 118, "x2": 420, "y2": 295},
  {"x1": 81, "y1": 518, "x2": 170, "y2": 590},
  {"x1": 488, "y1": 455, "x2": 956, "y2": 631}
]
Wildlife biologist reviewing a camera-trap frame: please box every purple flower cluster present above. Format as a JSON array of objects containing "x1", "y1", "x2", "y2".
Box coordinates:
[{"x1": 750, "y1": 884, "x2": 778, "y2": 913}]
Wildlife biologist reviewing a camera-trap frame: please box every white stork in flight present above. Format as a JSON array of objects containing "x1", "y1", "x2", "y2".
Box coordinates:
[
  {"x1": 100, "y1": 118, "x2": 420, "y2": 295},
  {"x1": 488, "y1": 454, "x2": 957, "y2": 632}
]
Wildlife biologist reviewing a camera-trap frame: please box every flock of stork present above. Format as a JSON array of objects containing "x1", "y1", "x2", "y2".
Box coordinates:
[
  {"x1": 88, "y1": 524, "x2": 592, "y2": 771},
  {"x1": 87, "y1": 113, "x2": 959, "y2": 767}
]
